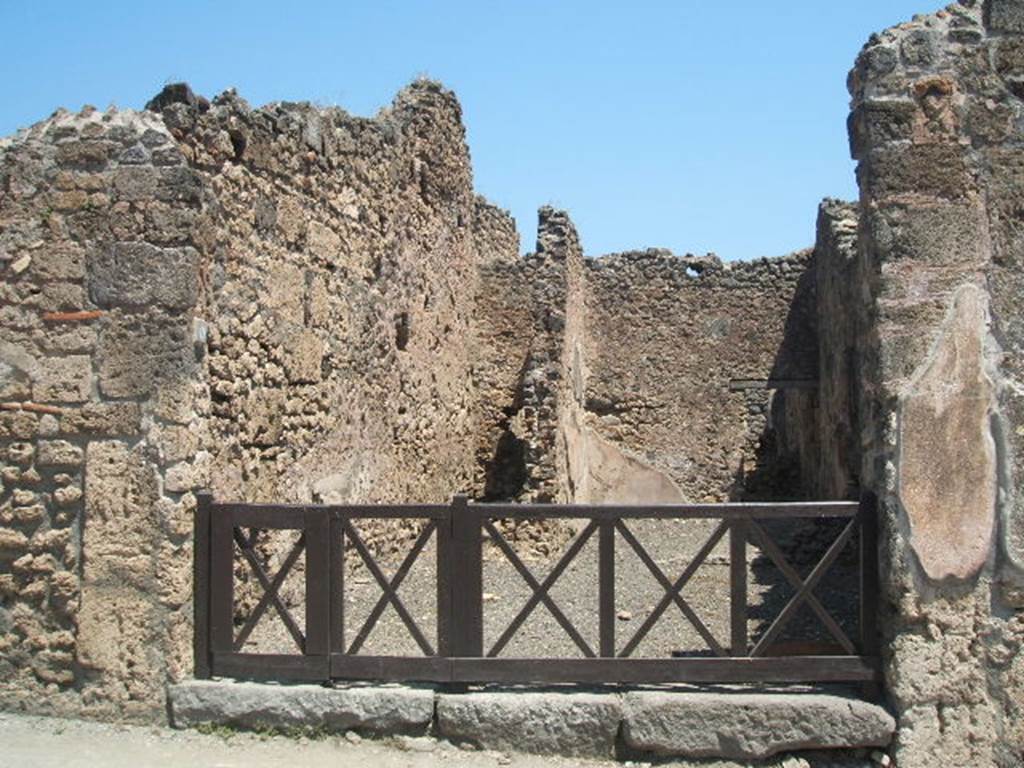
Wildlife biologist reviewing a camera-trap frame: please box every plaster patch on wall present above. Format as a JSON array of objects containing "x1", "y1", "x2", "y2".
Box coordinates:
[
  {"x1": 898, "y1": 284, "x2": 997, "y2": 581},
  {"x1": 565, "y1": 410, "x2": 684, "y2": 504}
]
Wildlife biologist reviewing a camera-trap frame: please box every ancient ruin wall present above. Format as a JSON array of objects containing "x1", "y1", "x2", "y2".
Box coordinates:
[
  {"x1": 848, "y1": 1, "x2": 1024, "y2": 765},
  {"x1": 0, "y1": 106, "x2": 206, "y2": 718},
  {"x1": 0, "y1": 80, "x2": 511, "y2": 719},
  {"x1": 577, "y1": 249, "x2": 819, "y2": 503},
  {"x1": 162, "y1": 83, "x2": 484, "y2": 514},
  {"x1": 810, "y1": 199, "x2": 862, "y2": 500}
]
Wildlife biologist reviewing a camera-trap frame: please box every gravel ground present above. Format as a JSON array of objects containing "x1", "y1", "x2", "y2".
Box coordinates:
[
  {"x1": 0, "y1": 712, "x2": 875, "y2": 768},
  {"x1": 242, "y1": 516, "x2": 860, "y2": 661}
]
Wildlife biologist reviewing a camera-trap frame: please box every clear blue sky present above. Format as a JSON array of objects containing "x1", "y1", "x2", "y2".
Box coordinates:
[{"x1": 2, "y1": 1, "x2": 936, "y2": 260}]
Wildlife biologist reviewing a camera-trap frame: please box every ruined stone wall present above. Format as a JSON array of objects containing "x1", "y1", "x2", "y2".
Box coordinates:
[
  {"x1": 810, "y1": 199, "x2": 862, "y2": 500},
  {"x1": 848, "y1": 1, "x2": 1024, "y2": 764},
  {"x1": 576, "y1": 250, "x2": 819, "y2": 503},
  {"x1": 0, "y1": 80, "x2": 509, "y2": 720},
  {"x1": 0, "y1": 107, "x2": 206, "y2": 718},
  {"x1": 154, "y1": 82, "x2": 483, "y2": 517}
]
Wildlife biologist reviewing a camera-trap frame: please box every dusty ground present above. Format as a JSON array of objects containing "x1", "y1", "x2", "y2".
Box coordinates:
[{"x1": 0, "y1": 712, "x2": 873, "y2": 768}]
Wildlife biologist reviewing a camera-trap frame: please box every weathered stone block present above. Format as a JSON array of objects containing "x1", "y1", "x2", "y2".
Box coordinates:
[
  {"x1": 283, "y1": 329, "x2": 323, "y2": 383},
  {"x1": 97, "y1": 312, "x2": 193, "y2": 399},
  {"x1": 987, "y1": 0, "x2": 1024, "y2": 33},
  {"x1": 307, "y1": 220, "x2": 341, "y2": 261},
  {"x1": 849, "y1": 99, "x2": 916, "y2": 159},
  {"x1": 112, "y1": 166, "x2": 157, "y2": 201},
  {"x1": 83, "y1": 440, "x2": 160, "y2": 585},
  {"x1": 168, "y1": 680, "x2": 435, "y2": 734},
  {"x1": 32, "y1": 245, "x2": 86, "y2": 282},
  {"x1": 76, "y1": 587, "x2": 163, "y2": 706},
  {"x1": 621, "y1": 691, "x2": 895, "y2": 759},
  {"x1": 36, "y1": 440, "x2": 84, "y2": 467},
  {"x1": 33, "y1": 356, "x2": 91, "y2": 403},
  {"x1": 89, "y1": 242, "x2": 198, "y2": 310},
  {"x1": 861, "y1": 144, "x2": 974, "y2": 202},
  {"x1": 0, "y1": 528, "x2": 30, "y2": 556},
  {"x1": 866, "y1": 201, "x2": 987, "y2": 268},
  {"x1": 436, "y1": 690, "x2": 621, "y2": 757},
  {"x1": 60, "y1": 402, "x2": 142, "y2": 435}
]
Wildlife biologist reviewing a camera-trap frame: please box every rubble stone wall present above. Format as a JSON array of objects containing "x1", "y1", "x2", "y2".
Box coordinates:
[
  {"x1": 0, "y1": 106, "x2": 206, "y2": 718},
  {"x1": 578, "y1": 249, "x2": 819, "y2": 503},
  {"x1": 848, "y1": 1, "x2": 1024, "y2": 765},
  {"x1": 166, "y1": 83, "x2": 483, "y2": 514}
]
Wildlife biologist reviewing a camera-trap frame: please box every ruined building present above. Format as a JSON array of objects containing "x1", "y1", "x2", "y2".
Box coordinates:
[{"x1": 1, "y1": 1, "x2": 1023, "y2": 766}]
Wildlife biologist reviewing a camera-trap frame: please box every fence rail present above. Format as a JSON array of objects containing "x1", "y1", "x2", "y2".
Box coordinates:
[{"x1": 193, "y1": 493, "x2": 881, "y2": 685}]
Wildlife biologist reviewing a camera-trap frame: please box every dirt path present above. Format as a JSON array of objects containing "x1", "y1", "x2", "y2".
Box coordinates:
[{"x1": 0, "y1": 712, "x2": 626, "y2": 768}]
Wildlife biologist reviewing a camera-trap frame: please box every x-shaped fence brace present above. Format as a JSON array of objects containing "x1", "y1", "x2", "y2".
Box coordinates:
[
  {"x1": 342, "y1": 519, "x2": 437, "y2": 656},
  {"x1": 482, "y1": 514, "x2": 858, "y2": 660},
  {"x1": 232, "y1": 528, "x2": 307, "y2": 653},
  {"x1": 617, "y1": 520, "x2": 728, "y2": 658},
  {"x1": 484, "y1": 519, "x2": 598, "y2": 658},
  {"x1": 747, "y1": 517, "x2": 859, "y2": 656}
]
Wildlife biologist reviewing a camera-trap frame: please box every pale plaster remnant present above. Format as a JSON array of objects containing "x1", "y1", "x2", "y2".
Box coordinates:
[{"x1": 899, "y1": 285, "x2": 997, "y2": 581}]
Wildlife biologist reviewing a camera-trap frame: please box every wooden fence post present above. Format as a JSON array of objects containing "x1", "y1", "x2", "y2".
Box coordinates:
[
  {"x1": 730, "y1": 518, "x2": 749, "y2": 657},
  {"x1": 193, "y1": 491, "x2": 213, "y2": 679},
  {"x1": 599, "y1": 520, "x2": 616, "y2": 657},
  {"x1": 304, "y1": 508, "x2": 331, "y2": 672},
  {"x1": 208, "y1": 494, "x2": 234, "y2": 664},
  {"x1": 448, "y1": 495, "x2": 483, "y2": 658}
]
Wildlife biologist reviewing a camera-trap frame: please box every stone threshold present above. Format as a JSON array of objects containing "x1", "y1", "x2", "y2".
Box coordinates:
[{"x1": 168, "y1": 679, "x2": 895, "y2": 762}]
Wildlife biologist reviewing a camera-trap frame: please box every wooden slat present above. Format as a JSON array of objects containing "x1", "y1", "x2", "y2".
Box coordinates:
[
  {"x1": 211, "y1": 652, "x2": 328, "y2": 682},
  {"x1": 436, "y1": 501, "x2": 453, "y2": 657},
  {"x1": 305, "y1": 508, "x2": 331, "y2": 656},
  {"x1": 232, "y1": 530, "x2": 306, "y2": 652},
  {"x1": 209, "y1": 504, "x2": 235, "y2": 654},
  {"x1": 213, "y1": 502, "x2": 447, "y2": 520},
  {"x1": 331, "y1": 654, "x2": 452, "y2": 682},
  {"x1": 748, "y1": 521, "x2": 856, "y2": 656},
  {"x1": 343, "y1": 520, "x2": 435, "y2": 656},
  {"x1": 730, "y1": 518, "x2": 749, "y2": 657},
  {"x1": 488, "y1": 520, "x2": 598, "y2": 658},
  {"x1": 347, "y1": 521, "x2": 436, "y2": 654},
  {"x1": 330, "y1": 516, "x2": 345, "y2": 654},
  {"x1": 476, "y1": 502, "x2": 858, "y2": 520},
  {"x1": 616, "y1": 520, "x2": 724, "y2": 657},
  {"x1": 451, "y1": 496, "x2": 483, "y2": 657},
  {"x1": 214, "y1": 505, "x2": 308, "y2": 530},
  {"x1": 448, "y1": 656, "x2": 881, "y2": 684},
  {"x1": 618, "y1": 520, "x2": 728, "y2": 658},
  {"x1": 193, "y1": 491, "x2": 212, "y2": 679},
  {"x1": 599, "y1": 520, "x2": 615, "y2": 658}
]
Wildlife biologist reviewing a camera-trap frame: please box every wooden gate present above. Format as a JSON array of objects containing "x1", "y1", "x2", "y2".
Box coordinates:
[{"x1": 193, "y1": 494, "x2": 881, "y2": 684}]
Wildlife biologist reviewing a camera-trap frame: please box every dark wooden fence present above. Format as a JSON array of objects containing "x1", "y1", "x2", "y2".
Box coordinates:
[{"x1": 193, "y1": 493, "x2": 881, "y2": 685}]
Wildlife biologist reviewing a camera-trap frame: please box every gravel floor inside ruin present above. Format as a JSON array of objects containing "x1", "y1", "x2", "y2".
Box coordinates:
[{"x1": 239, "y1": 517, "x2": 860, "y2": 662}]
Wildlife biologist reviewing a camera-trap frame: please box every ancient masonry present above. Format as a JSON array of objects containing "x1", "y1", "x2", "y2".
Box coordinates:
[{"x1": 1, "y1": 1, "x2": 1023, "y2": 766}]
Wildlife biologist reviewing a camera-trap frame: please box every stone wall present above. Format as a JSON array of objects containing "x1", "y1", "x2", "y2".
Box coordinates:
[
  {"x1": 0, "y1": 80, "x2": 508, "y2": 719},
  {"x1": 577, "y1": 249, "x2": 819, "y2": 503},
  {"x1": 848, "y1": 1, "x2": 1024, "y2": 765},
  {"x1": 163, "y1": 83, "x2": 483, "y2": 515},
  {"x1": 0, "y1": 106, "x2": 206, "y2": 718},
  {"x1": 809, "y1": 199, "x2": 862, "y2": 500}
]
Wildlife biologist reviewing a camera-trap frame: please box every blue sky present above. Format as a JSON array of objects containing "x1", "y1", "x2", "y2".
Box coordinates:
[{"x1": 1, "y1": 1, "x2": 935, "y2": 260}]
